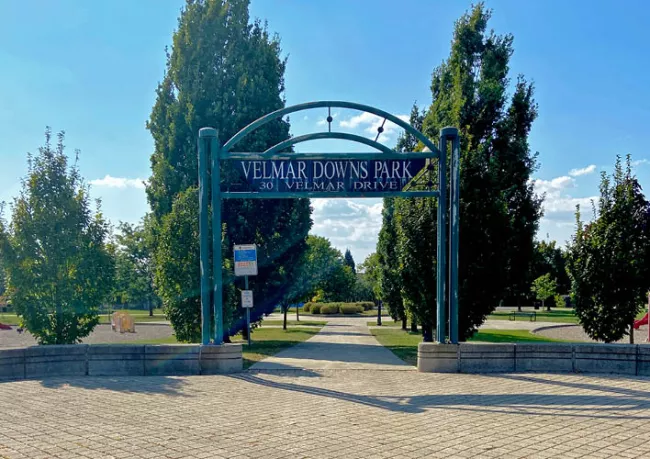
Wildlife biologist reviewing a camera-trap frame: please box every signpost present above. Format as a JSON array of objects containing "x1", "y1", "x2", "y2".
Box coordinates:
[
  {"x1": 197, "y1": 101, "x2": 460, "y2": 346},
  {"x1": 234, "y1": 244, "x2": 257, "y2": 346}
]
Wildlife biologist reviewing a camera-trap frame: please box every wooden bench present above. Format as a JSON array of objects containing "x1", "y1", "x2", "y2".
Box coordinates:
[{"x1": 509, "y1": 311, "x2": 536, "y2": 321}]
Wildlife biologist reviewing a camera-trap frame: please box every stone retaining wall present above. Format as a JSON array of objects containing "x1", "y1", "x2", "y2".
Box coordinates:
[
  {"x1": 418, "y1": 342, "x2": 650, "y2": 375},
  {"x1": 0, "y1": 344, "x2": 242, "y2": 381}
]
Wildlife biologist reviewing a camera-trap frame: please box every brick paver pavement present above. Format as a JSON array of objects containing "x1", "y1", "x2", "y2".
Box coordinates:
[{"x1": 2, "y1": 370, "x2": 650, "y2": 458}]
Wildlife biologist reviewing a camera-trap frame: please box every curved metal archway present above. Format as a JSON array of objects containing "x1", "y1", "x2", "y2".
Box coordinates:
[{"x1": 197, "y1": 101, "x2": 460, "y2": 347}]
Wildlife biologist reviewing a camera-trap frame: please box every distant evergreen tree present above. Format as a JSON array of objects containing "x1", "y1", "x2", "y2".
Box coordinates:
[{"x1": 344, "y1": 248, "x2": 356, "y2": 274}]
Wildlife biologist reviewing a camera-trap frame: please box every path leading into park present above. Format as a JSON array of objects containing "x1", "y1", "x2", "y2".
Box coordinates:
[{"x1": 251, "y1": 316, "x2": 413, "y2": 370}]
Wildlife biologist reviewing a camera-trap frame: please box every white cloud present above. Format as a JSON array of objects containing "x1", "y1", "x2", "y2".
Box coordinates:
[
  {"x1": 569, "y1": 164, "x2": 596, "y2": 177},
  {"x1": 310, "y1": 198, "x2": 383, "y2": 264},
  {"x1": 303, "y1": 115, "x2": 309, "y2": 121},
  {"x1": 531, "y1": 175, "x2": 596, "y2": 214},
  {"x1": 90, "y1": 175, "x2": 146, "y2": 189},
  {"x1": 632, "y1": 158, "x2": 649, "y2": 167},
  {"x1": 338, "y1": 112, "x2": 409, "y2": 143},
  {"x1": 316, "y1": 111, "x2": 339, "y2": 126}
]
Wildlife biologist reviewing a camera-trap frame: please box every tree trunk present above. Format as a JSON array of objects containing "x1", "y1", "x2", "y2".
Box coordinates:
[
  {"x1": 148, "y1": 298, "x2": 153, "y2": 317},
  {"x1": 283, "y1": 306, "x2": 287, "y2": 330},
  {"x1": 422, "y1": 326, "x2": 433, "y2": 342},
  {"x1": 630, "y1": 321, "x2": 635, "y2": 344},
  {"x1": 410, "y1": 319, "x2": 417, "y2": 333},
  {"x1": 517, "y1": 298, "x2": 522, "y2": 312},
  {"x1": 241, "y1": 326, "x2": 248, "y2": 340},
  {"x1": 401, "y1": 316, "x2": 407, "y2": 330},
  {"x1": 544, "y1": 299, "x2": 550, "y2": 312},
  {"x1": 296, "y1": 304, "x2": 299, "y2": 322}
]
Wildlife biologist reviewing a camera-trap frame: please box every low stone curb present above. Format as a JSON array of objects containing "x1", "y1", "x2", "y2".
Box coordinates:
[
  {"x1": 418, "y1": 342, "x2": 650, "y2": 375},
  {"x1": 0, "y1": 343, "x2": 243, "y2": 381}
]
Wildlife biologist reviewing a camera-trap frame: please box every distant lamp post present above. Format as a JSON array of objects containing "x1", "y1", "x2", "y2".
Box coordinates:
[{"x1": 377, "y1": 301, "x2": 382, "y2": 326}]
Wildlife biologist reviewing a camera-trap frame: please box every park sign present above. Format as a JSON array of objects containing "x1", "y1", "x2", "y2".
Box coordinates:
[
  {"x1": 234, "y1": 244, "x2": 258, "y2": 277},
  {"x1": 198, "y1": 100, "x2": 460, "y2": 346},
  {"x1": 233, "y1": 158, "x2": 427, "y2": 194}
]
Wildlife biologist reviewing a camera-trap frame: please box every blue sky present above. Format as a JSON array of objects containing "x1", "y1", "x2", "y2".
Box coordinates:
[{"x1": 1, "y1": 0, "x2": 649, "y2": 264}]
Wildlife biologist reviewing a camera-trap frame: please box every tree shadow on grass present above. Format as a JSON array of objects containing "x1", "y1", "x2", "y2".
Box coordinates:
[
  {"x1": 39, "y1": 375, "x2": 190, "y2": 396},
  {"x1": 230, "y1": 372, "x2": 650, "y2": 419}
]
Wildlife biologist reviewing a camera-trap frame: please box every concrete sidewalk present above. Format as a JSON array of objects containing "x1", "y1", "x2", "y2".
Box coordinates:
[{"x1": 250, "y1": 316, "x2": 414, "y2": 371}]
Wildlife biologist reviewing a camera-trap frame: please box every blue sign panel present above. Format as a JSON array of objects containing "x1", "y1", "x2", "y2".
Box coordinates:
[
  {"x1": 233, "y1": 159, "x2": 427, "y2": 194},
  {"x1": 234, "y1": 249, "x2": 257, "y2": 262}
]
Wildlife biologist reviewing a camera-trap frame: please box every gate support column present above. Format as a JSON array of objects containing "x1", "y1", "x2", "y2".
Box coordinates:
[
  {"x1": 446, "y1": 128, "x2": 460, "y2": 344},
  {"x1": 198, "y1": 128, "x2": 214, "y2": 345},
  {"x1": 209, "y1": 131, "x2": 224, "y2": 345},
  {"x1": 436, "y1": 132, "x2": 448, "y2": 343}
]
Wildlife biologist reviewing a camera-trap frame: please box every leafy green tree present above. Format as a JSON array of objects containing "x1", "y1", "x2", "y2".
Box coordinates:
[
  {"x1": 113, "y1": 221, "x2": 160, "y2": 316},
  {"x1": 528, "y1": 239, "x2": 570, "y2": 307},
  {"x1": 147, "y1": 0, "x2": 311, "y2": 342},
  {"x1": 354, "y1": 252, "x2": 382, "y2": 303},
  {"x1": 344, "y1": 249, "x2": 356, "y2": 274},
  {"x1": 282, "y1": 235, "x2": 355, "y2": 305},
  {"x1": 390, "y1": 4, "x2": 542, "y2": 341},
  {"x1": 377, "y1": 197, "x2": 407, "y2": 329},
  {"x1": 567, "y1": 156, "x2": 650, "y2": 343},
  {"x1": 0, "y1": 130, "x2": 114, "y2": 344},
  {"x1": 531, "y1": 273, "x2": 557, "y2": 311}
]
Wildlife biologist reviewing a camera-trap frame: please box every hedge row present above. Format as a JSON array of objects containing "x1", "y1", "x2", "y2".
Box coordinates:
[{"x1": 303, "y1": 302, "x2": 374, "y2": 315}]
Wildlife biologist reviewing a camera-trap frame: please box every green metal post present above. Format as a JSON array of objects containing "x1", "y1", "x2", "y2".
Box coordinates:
[
  {"x1": 209, "y1": 131, "x2": 224, "y2": 345},
  {"x1": 436, "y1": 133, "x2": 448, "y2": 343},
  {"x1": 198, "y1": 128, "x2": 212, "y2": 345},
  {"x1": 446, "y1": 128, "x2": 460, "y2": 344}
]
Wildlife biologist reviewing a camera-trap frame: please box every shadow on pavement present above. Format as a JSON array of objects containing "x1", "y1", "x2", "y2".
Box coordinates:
[
  {"x1": 491, "y1": 373, "x2": 650, "y2": 399},
  {"x1": 230, "y1": 372, "x2": 650, "y2": 419},
  {"x1": 39, "y1": 376, "x2": 190, "y2": 396}
]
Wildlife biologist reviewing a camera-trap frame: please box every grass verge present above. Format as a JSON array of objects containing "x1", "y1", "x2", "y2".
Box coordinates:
[
  {"x1": 261, "y1": 320, "x2": 327, "y2": 327},
  {"x1": 370, "y1": 328, "x2": 572, "y2": 366},
  {"x1": 129, "y1": 326, "x2": 323, "y2": 369}
]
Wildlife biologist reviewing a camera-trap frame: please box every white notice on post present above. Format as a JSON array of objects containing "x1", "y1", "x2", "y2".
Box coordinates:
[{"x1": 241, "y1": 290, "x2": 253, "y2": 308}]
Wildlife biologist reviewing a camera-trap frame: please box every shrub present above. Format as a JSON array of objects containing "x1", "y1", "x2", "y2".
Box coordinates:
[
  {"x1": 321, "y1": 304, "x2": 340, "y2": 314},
  {"x1": 359, "y1": 301, "x2": 375, "y2": 311},
  {"x1": 303, "y1": 303, "x2": 312, "y2": 313},
  {"x1": 340, "y1": 304, "x2": 364, "y2": 314},
  {"x1": 310, "y1": 303, "x2": 322, "y2": 314}
]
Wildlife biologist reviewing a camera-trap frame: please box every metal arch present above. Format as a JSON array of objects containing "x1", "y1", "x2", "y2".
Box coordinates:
[
  {"x1": 222, "y1": 100, "x2": 440, "y2": 154},
  {"x1": 261, "y1": 132, "x2": 394, "y2": 156}
]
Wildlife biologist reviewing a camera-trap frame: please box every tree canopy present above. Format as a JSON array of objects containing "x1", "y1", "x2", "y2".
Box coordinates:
[
  {"x1": 381, "y1": 4, "x2": 542, "y2": 341},
  {"x1": 147, "y1": 0, "x2": 311, "y2": 341},
  {"x1": 0, "y1": 130, "x2": 114, "y2": 344},
  {"x1": 567, "y1": 156, "x2": 650, "y2": 342}
]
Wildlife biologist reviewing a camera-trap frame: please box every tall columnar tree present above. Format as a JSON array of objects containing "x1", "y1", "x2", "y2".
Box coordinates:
[
  {"x1": 377, "y1": 197, "x2": 407, "y2": 329},
  {"x1": 567, "y1": 156, "x2": 650, "y2": 343},
  {"x1": 344, "y1": 249, "x2": 356, "y2": 274},
  {"x1": 147, "y1": 0, "x2": 312, "y2": 342},
  {"x1": 358, "y1": 252, "x2": 382, "y2": 303},
  {"x1": 390, "y1": 4, "x2": 542, "y2": 340},
  {"x1": 0, "y1": 129, "x2": 114, "y2": 344}
]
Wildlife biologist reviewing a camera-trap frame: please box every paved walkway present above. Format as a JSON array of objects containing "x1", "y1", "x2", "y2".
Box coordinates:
[
  {"x1": 251, "y1": 316, "x2": 413, "y2": 371},
  {"x1": 2, "y1": 372, "x2": 650, "y2": 458}
]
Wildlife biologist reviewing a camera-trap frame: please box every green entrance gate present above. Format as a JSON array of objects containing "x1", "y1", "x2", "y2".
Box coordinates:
[{"x1": 197, "y1": 101, "x2": 460, "y2": 345}]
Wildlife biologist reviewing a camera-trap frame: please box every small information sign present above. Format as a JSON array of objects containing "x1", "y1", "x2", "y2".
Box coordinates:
[
  {"x1": 234, "y1": 244, "x2": 258, "y2": 276},
  {"x1": 241, "y1": 290, "x2": 253, "y2": 309}
]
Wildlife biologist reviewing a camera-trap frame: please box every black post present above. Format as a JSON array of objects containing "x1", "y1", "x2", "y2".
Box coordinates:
[{"x1": 377, "y1": 301, "x2": 382, "y2": 326}]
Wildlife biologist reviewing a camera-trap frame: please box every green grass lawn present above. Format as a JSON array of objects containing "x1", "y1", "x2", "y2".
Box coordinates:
[
  {"x1": 130, "y1": 326, "x2": 322, "y2": 369},
  {"x1": 261, "y1": 320, "x2": 327, "y2": 327},
  {"x1": 370, "y1": 328, "x2": 571, "y2": 366},
  {"x1": 0, "y1": 310, "x2": 168, "y2": 326},
  {"x1": 367, "y1": 320, "x2": 402, "y2": 327},
  {"x1": 232, "y1": 327, "x2": 322, "y2": 368}
]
